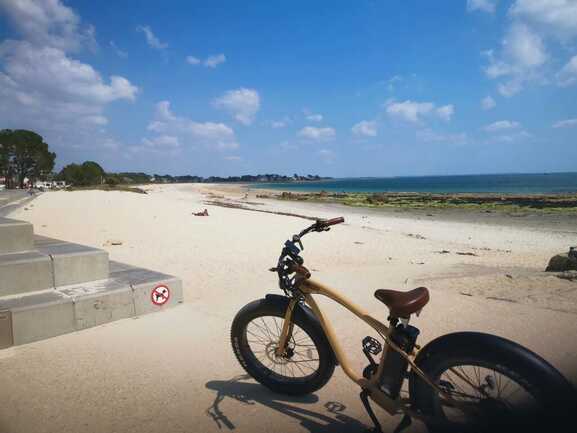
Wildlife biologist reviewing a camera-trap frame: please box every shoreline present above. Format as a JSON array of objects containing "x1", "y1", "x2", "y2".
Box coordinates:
[{"x1": 238, "y1": 184, "x2": 577, "y2": 233}]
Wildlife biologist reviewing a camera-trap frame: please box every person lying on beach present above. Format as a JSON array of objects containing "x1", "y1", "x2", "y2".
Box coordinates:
[{"x1": 193, "y1": 209, "x2": 209, "y2": 216}]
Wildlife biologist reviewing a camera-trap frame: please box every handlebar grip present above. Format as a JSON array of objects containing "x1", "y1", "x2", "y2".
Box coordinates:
[{"x1": 323, "y1": 217, "x2": 345, "y2": 227}]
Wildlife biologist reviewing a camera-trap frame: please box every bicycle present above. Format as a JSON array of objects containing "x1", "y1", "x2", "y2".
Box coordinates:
[{"x1": 231, "y1": 217, "x2": 574, "y2": 432}]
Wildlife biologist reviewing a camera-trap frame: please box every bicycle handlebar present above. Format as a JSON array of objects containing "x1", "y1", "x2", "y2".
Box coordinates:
[
  {"x1": 276, "y1": 216, "x2": 344, "y2": 292},
  {"x1": 319, "y1": 217, "x2": 345, "y2": 227}
]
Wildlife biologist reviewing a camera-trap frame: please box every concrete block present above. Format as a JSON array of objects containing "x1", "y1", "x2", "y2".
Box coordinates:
[
  {"x1": 36, "y1": 237, "x2": 109, "y2": 286},
  {"x1": 1, "y1": 290, "x2": 75, "y2": 345},
  {"x1": 0, "y1": 251, "x2": 53, "y2": 296},
  {"x1": 0, "y1": 217, "x2": 34, "y2": 254},
  {"x1": 57, "y1": 279, "x2": 134, "y2": 330},
  {"x1": 0, "y1": 310, "x2": 13, "y2": 349},
  {"x1": 110, "y1": 263, "x2": 183, "y2": 315},
  {"x1": 132, "y1": 276, "x2": 183, "y2": 315},
  {"x1": 0, "y1": 259, "x2": 183, "y2": 348}
]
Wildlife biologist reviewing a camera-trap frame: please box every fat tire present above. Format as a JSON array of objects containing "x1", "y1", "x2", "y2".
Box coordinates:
[
  {"x1": 231, "y1": 297, "x2": 335, "y2": 396},
  {"x1": 409, "y1": 332, "x2": 576, "y2": 432}
]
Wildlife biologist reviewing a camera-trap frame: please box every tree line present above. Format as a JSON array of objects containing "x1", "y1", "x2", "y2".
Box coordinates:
[
  {"x1": 0, "y1": 129, "x2": 56, "y2": 188},
  {"x1": 2, "y1": 128, "x2": 331, "y2": 189}
]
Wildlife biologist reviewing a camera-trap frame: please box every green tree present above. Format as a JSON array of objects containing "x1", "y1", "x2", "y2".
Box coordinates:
[
  {"x1": 81, "y1": 161, "x2": 105, "y2": 185},
  {"x1": 0, "y1": 129, "x2": 56, "y2": 188},
  {"x1": 58, "y1": 161, "x2": 105, "y2": 186},
  {"x1": 58, "y1": 163, "x2": 84, "y2": 186},
  {"x1": 0, "y1": 139, "x2": 11, "y2": 182}
]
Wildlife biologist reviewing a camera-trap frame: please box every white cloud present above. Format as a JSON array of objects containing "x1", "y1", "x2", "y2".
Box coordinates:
[
  {"x1": 110, "y1": 41, "x2": 127, "y2": 58},
  {"x1": 481, "y1": 95, "x2": 496, "y2": 110},
  {"x1": 147, "y1": 100, "x2": 238, "y2": 151},
  {"x1": 351, "y1": 120, "x2": 377, "y2": 137},
  {"x1": 81, "y1": 115, "x2": 108, "y2": 126},
  {"x1": 271, "y1": 118, "x2": 289, "y2": 128},
  {"x1": 509, "y1": 0, "x2": 577, "y2": 40},
  {"x1": 186, "y1": 55, "x2": 201, "y2": 65},
  {"x1": 142, "y1": 135, "x2": 180, "y2": 148},
  {"x1": 553, "y1": 118, "x2": 577, "y2": 128},
  {"x1": 306, "y1": 113, "x2": 323, "y2": 122},
  {"x1": 483, "y1": 23, "x2": 547, "y2": 97},
  {"x1": 385, "y1": 75, "x2": 403, "y2": 92},
  {"x1": 385, "y1": 100, "x2": 454, "y2": 123},
  {"x1": 213, "y1": 88, "x2": 260, "y2": 125},
  {"x1": 557, "y1": 54, "x2": 577, "y2": 87},
  {"x1": 481, "y1": 118, "x2": 530, "y2": 143},
  {"x1": 416, "y1": 129, "x2": 468, "y2": 145},
  {"x1": 467, "y1": 0, "x2": 498, "y2": 13},
  {"x1": 0, "y1": 0, "x2": 96, "y2": 52},
  {"x1": 186, "y1": 53, "x2": 226, "y2": 68},
  {"x1": 436, "y1": 104, "x2": 455, "y2": 121},
  {"x1": 0, "y1": 40, "x2": 137, "y2": 135},
  {"x1": 204, "y1": 53, "x2": 226, "y2": 68},
  {"x1": 136, "y1": 25, "x2": 167, "y2": 50},
  {"x1": 302, "y1": 108, "x2": 323, "y2": 122},
  {"x1": 298, "y1": 126, "x2": 336, "y2": 142},
  {"x1": 505, "y1": 23, "x2": 547, "y2": 68},
  {"x1": 386, "y1": 100, "x2": 434, "y2": 123},
  {"x1": 483, "y1": 120, "x2": 521, "y2": 132},
  {"x1": 489, "y1": 130, "x2": 532, "y2": 143},
  {"x1": 497, "y1": 80, "x2": 523, "y2": 97},
  {"x1": 224, "y1": 155, "x2": 241, "y2": 161},
  {"x1": 0, "y1": 41, "x2": 137, "y2": 104},
  {"x1": 481, "y1": 1, "x2": 577, "y2": 96},
  {"x1": 0, "y1": 0, "x2": 138, "y2": 157}
]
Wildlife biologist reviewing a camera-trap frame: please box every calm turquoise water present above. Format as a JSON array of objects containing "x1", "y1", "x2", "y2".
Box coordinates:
[{"x1": 254, "y1": 173, "x2": 577, "y2": 194}]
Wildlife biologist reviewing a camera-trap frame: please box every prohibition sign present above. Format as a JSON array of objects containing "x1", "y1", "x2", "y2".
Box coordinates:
[{"x1": 151, "y1": 285, "x2": 170, "y2": 306}]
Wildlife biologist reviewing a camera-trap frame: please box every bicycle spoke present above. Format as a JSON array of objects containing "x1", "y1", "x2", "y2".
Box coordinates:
[
  {"x1": 246, "y1": 329, "x2": 269, "y2": 344},
  {"x1": 245, "y1": 315, "x2": 320, "y2": 379},
  {"x1": 249, "y1": 321, "x2": 272, "y2": 341},
  {"x1": 272, "y1": 317, "x2": 282, "y2": 337},
  {"x1": 260, "y1": 317, "x2": 276, "y2": 340},
  {"x1": 436, "y1": 363, "x2": 539, "y2": 427}
]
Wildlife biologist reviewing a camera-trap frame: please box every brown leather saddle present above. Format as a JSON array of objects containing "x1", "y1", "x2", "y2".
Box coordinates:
[{"x1": 374, "y1": 287, "x2": 430, "y2": 318}]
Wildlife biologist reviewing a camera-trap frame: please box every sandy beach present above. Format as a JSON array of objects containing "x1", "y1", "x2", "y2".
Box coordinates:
[{"x1": 1, "y1": 183, "x2": 576, "y2": 433}]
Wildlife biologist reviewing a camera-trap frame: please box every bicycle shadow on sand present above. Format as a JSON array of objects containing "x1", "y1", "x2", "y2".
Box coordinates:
[{"x1": 205, "y1": 375, "x2": 367, "y2": 432}]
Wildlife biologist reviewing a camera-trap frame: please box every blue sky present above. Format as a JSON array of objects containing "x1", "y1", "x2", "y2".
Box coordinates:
[{"x1": 1, "y1": 0, "x2": 577, "y2": 177}]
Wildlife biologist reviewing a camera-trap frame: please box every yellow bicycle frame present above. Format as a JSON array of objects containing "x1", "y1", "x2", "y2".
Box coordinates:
[{"x1": 277, "y1": 277, "x2": 458, "y2": 418}]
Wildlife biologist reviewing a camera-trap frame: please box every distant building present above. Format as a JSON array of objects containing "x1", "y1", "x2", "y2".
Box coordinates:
[{"x1": 34, "y1": 180, "x2": 66, "y2": 190}]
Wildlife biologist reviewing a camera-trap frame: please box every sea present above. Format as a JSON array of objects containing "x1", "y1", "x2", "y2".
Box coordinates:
[{"x1": 253, "y1": 173, "x2": 577, "y2": 195}]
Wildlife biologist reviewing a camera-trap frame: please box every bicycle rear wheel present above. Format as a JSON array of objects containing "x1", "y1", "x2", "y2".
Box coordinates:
[{"x1": 410, "y1": 332, "x2": 575, "y2": 432}]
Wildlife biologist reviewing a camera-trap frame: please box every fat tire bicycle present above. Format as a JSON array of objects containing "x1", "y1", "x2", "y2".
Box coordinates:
[{"x1": 231, "y1": 217, "x2": 575, "y2": 432}]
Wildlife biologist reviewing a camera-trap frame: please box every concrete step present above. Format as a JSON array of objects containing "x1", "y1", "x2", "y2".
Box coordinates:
[
  {"x1": 0, "y1": 290, "x2": 75, "y2": 347},
  {"x1": 35, "y1": 236, "x2": 109, "y2": 287},
  {"x1": 0, "y1": 217, "x2": 34, "y2": 254},
  {"x1": 0, "y1": 261, "x2": 183, "y2": 346},
  {"x1": 0, "y1": 251, "x2": 54, "y2": 296},
  {"x1": 0, "y1": 237, "x2": 110, "y2": 297}
]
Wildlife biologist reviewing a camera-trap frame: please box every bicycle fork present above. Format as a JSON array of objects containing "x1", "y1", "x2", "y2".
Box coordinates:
[{"x1": 275, "y1": 298, "x2": 298, "y2": 357}]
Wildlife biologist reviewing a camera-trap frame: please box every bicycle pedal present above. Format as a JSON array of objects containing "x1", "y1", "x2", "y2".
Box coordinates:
[{"x1": 362, "y1": 336, "x2": 382, "y2": 355}]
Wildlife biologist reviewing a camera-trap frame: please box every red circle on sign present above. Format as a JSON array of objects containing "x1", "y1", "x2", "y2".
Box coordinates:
[{"x1": 151, "y1": 285, "x2": 170, "y2": 306}]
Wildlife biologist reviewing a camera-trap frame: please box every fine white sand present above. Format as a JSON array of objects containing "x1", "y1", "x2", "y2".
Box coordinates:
[{"x1": 1, "y1": 184, "x2": 576, "y2": 433}]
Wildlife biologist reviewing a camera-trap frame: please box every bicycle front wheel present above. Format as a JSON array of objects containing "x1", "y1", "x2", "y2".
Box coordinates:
[{"x1": 231, "y1": 297, "x2": 335, "y2": 395}]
